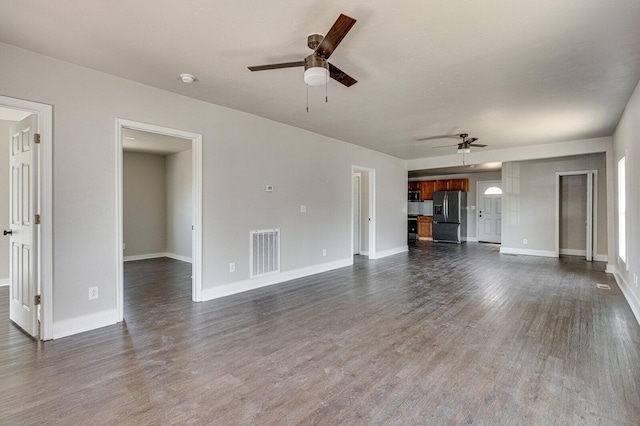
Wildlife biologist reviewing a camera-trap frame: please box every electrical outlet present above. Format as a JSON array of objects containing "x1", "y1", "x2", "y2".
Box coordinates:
[
  {"x1": 322, "y1": 249, "x2": 327, "y2": 257},
  {"x1": 229, "y1": 262, "x2": 236, "y2": 273},
  {"x1": 300, "y1": 205, "x2": 307, "y2": 213},
  {"x1": 523, "y1": 239, "x2": 528, "y2": 245},
  {"x1": 265, "y1": 185, "x2": 274, "y2": 192},
  {"x1": 88, "y1": 286, "x2": 99, "y2": 300}
]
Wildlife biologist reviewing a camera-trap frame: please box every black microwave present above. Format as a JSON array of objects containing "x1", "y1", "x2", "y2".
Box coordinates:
[{"x1": 408, "y1": 190, "x2": 421, "y2": 201}]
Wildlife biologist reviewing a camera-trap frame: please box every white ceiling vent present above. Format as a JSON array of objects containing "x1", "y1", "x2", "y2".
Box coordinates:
[{"x1": 250, "y1": 229, "x2": 280, "y2": 278}]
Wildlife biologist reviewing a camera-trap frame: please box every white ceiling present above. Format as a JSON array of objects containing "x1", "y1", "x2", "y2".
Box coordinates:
[{"x1": 1, "y1": 1, "x2": 639, "y2": 161}]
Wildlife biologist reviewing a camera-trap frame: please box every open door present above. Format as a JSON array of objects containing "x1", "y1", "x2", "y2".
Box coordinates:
[{"x1": 7, "y1": 114, "x2": 39, "y2": 337}]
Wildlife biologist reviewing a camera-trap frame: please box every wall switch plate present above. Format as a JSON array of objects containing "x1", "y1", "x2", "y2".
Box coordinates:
[
  {"x1": 300, "y1": 205, "x2": 307, "y2": 213},
  {"x1": 88, "y1": 286, "x2": 99, "y2": 300},
  {"x1": 322, "y1": 249, "x2": 327, "y2": 257},
  {"x1": 402, "y1": 207, "x2": 406, "y2": 213},
  {"x1": 123, "y1": 243, "x2": 126, "y2": 250},
  {"x1": 523, "y1": 239, "x2": 528, "y2": 245},
  {"x1": 229, "y1": 262, "x2": 236, "y2": 273},
  {"x1": 265, "y1": 185, "x2": 274, "y2": 192},
  {"x1": 471, "y1": 206, "x2": 476, "y2": 210},
  {"x1": 635, "y1": 273, "x2": 638, "y2": 288}
]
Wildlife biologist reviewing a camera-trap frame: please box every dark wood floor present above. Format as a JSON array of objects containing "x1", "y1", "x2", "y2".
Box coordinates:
[{"x1": 1, "y1": 242, "x2": 640, "y2": 425}]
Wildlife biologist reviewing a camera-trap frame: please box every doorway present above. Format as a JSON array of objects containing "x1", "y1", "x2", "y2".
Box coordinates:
[
  {"x1": 0, "y1": 97, "x2": 53, "y2": 340},
  {"x1": 352, "y1": 166, "x2": 376, "y2": 258},
  {"x1": 116, "y1": 119, "x2": 203, "y2": 322},
  {"x1": 477, "y1": 180, "x2": 502, "y2": 243},
  {"x1": 555, "y1": 171, "x2": 596, "y2": 261}
]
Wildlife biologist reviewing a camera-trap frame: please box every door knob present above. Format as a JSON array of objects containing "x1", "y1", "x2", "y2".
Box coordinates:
[{"x1": 3, "y1": 230, "x2": 12, "y2": 236}]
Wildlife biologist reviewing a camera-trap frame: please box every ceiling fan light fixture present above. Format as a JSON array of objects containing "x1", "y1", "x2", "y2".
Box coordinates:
[
  {"x1": 457, "y1": 147, "x2": 471, "y2": 154},
  {"x1": 304, "y1": 67, "x2": 329, "y2": 86}
]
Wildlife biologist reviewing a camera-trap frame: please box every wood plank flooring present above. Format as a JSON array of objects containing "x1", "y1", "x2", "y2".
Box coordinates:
[{"x1": 1, "y1": 242, "x2": 640, "y2": 425}]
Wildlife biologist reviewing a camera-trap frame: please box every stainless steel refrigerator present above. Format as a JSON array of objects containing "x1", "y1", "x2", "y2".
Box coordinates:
[{"x1": 433, "y1": 191, "x2": 467, "y2": 243}]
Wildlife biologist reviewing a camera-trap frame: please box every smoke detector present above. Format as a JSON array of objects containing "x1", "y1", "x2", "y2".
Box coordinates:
[{"x1": 180, "y1": 73, "x2": 196, "y2": 84}]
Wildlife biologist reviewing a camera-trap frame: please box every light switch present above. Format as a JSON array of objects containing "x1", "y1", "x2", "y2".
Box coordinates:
[{"x1": 300, "y1": 205, "x2": 307, "y2": 213}]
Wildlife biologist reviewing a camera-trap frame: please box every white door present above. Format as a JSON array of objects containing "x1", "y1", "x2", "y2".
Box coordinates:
[
  {"x1": 477, "y1": 181, "x2": 502, "y2": 243},
  {"x1": 8, "y1": 114, "x2": 39, "y2": 337}
]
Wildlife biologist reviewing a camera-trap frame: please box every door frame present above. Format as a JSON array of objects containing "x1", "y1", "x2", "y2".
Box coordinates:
[
  {"x1": 0, "y1": 95, "x2": 53, "y2": 340},
  {"x1": 115, "y1": 118, "x2": 203, "y2": 321},
  {"x1": 351, "y1": 166, "x2": 376, "y2": 259},
  {"x1": 352, "y1": 172, "x2": 361, "y2": 255},
  {"x1": 476, "y1": 180, "x2": 502, "y2": 243},
  {"x1": 554, "y1": 170, "x2": 597, "y2": 261}
]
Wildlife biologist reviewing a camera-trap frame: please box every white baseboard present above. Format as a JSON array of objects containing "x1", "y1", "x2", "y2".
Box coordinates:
[
  {"x1": 202, "y1": 258, "x2": 354, "y2": 301},
  {"x1": 499, "y1": 247, "x2": 557, "y2": 258},
  {"x1": 52, "y1": 308, "x2": 119, "y2": 340},
  {"x1": 0, "y1": 278, "x2": 8, "y2": 287},
  {"x1": 606, "y1": 263, "x2": 616, "y2": 274},
  {"x1": 560, "y1": 248, "x2": 587, "y2": 256},
  {"x1": 164, "y1": 252, "x2": 193, "y2": 263},
  {"x1": 124, "y1": 252, "x2": 192, "y2": 263},
  {"x1": 614, "y1": 270, "x2": 640, "y2": 326},
  {"x1": 594, "y1": 254, "x2": 608, "y2": 262},
  {"x1": 373, "y1": 246, "x2": 408, "y2": 259},
  {"x1": 464, "y1": 237, "x2": 479, "y2": 242},
  {"x1": 358, "y1": 251, "x2": 369, "y2": 256},
  {"x1": 124, "y1": 252, "x2": 166, "y2": 262}
]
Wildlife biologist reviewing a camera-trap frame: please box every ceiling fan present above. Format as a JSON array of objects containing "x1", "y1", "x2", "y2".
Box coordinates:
[
  {"x1": 431, "y1": 133, "x2": 487, "y2": 153},
  {"x1": 248, "y1": 14, "x2": 358, "y2": 87}
]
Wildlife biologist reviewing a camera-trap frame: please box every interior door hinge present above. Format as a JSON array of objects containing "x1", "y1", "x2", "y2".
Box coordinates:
[
  {"x1": 34, "y1": 133, "x2": 41, "y2": 144},
  {"x1": 35, "y1": 214, "x2": 41, "y2": 225},
  {"x1": 34, "y1": 295, "x2": 41, "y2": 305}
]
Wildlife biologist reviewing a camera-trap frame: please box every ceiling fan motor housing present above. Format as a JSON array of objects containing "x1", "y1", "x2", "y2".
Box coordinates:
[
  {"x1": 307, "y1": 34, "x2": 323, "y2": 50},
  {"x1": 304, "y1": 55, "x2": 329, "y2": 86}
]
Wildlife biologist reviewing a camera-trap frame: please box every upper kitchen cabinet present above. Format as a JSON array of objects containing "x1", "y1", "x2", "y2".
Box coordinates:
[
  {"x1": 449, "y1": 178, "x2": 469, "y2": 192},
  {"x1": 420, "y1": 181, "x2": 435, "y2": 201},
  {"x1": 408, "y1": 178, "x2": 470, "y2": 200}
]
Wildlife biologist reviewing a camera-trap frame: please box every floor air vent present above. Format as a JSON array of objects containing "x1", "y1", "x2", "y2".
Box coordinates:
[
  {"x1": 250, "y1": 229, "x2": 280, "y2": 278},
  {"x1": 596, "y1": 283, "x2": 611, "y2": 290}
]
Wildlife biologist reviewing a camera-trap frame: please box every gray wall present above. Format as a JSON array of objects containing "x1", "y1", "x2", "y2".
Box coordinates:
[
  {"x1": 613, "y1": 78, "x2": 640, "y2": 319},
  {"x1": 166, "y1": 149, "x2": 192, "y2": 259},
  {"x1": 502, "y1": 153, "x2": 607, "y2": 257},
  {"x1": 0, "y1": 42, "x2": 407, "y2": 334},
  {"x1": 123, "y1": 152, "x2": 166, "y2": 257},
  {"x1": 0, "y1": 120, "x2": 10, "y2": 283}
]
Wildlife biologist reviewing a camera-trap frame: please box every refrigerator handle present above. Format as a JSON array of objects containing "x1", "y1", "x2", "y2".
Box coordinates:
[{"x1": 444, "y1": 193, "x2": 448, "y2": 220}]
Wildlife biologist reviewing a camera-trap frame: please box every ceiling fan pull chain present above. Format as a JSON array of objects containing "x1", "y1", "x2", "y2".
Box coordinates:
[
  {"x1": 306, "y1": 84, "x2": 309, "y2": 113},
  {"x1": 325, "y1": 72, "x2": 328, "y2": 103}
]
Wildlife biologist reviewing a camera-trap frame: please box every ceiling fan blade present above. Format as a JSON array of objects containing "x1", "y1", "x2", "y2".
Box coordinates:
[
  {"x1": 471, "y1": 144, "x2": 488, "y2": 147},
  {"x1": 432, "y1": 144, "x2": 458, "y2": 148},
  {"x1": 314, "y1": 14, "x2": 357, "y2": 59},
  {"x1": 248, "y1": 61, "x2": 305, "y2": 72},
  {"x1": 466, "y1": 137, "x2": 478, "y2": 144},
  {"x1": 328, "y1": 63, "x2": 357, "y2": 87}
]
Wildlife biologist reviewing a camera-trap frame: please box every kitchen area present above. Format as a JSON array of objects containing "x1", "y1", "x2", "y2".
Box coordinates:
[{"x1": 408, "y1": 178, "x2": 469, "y2": 243}]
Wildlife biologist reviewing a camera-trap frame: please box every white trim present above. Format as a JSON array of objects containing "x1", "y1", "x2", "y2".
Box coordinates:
[
  {"x1": 0, "y1": 95, "x2": 53, "y2": 341},
  {"x1": 464, "y1": 237, "x2": 479, "y2": 243},
  {"x1": 605, "y1": 263, "x2": 616, "y2": 274},
  {"x1": 500, "y1": 247, "x2": 557, "y2": 257},
  {"x1": 352, "y1": 172, "x2": 362, "y2": 255},
  {"x1": 123, "y1": 252, "x2": 193, "y2": 263},
  {"x1": 374, "y1": 246, "x2": 408, "y2": 259},
  {"x1": 52, "y1": 309, "x2": 119, "y2": 340},
  {"x1": 594, "y1": 254, "x2": 608, "y2": 262},
  {"x1": 560, "y1": 248, "x2": 587, "y2": 256},
  {"x1": 165, "y1": 252, "x2": 193, "y2": 263},
  {"x1": 554, "y1": 170, "x2": 598, "y2": 260},
  {"x1": 116, "y1": 118, "x2": 204, "y2": 322},
  {"x1": 123, "y1": 253, "x2": 166, "y2": 262},
  {"x1": 0, "y1": 278, "x2": 9, "y2": 287},
  {"x1": 359, "y1": 251, "x2": 369, "y2": 256},
  {"x1": 201, "y1": 258, "x2": 353, "y2": 301},
  {"x1": 614, "y1": 272, "x2": 640, "y2": 326}
]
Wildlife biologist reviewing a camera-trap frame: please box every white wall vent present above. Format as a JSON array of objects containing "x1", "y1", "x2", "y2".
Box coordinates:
[{"x1": 250, "y1": 228, "x2": 280, "y2": 278}]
